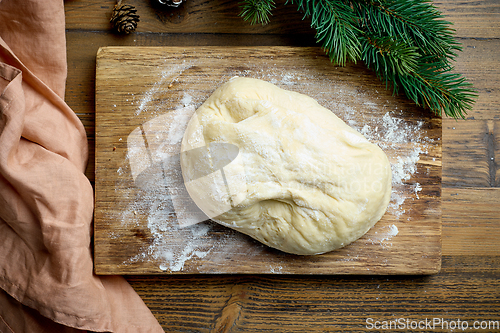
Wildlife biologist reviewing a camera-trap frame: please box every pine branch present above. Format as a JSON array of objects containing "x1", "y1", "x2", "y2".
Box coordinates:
[
  {"x1": 399, "y1": 60, "x2": 477, "y2": 118},
  {"x1": 354, "y1": 0, "x2": 461, "y2": 63},
  {"x1": 239, "y1": 0, "x2": 276, "y2": 25},
  {"x1": 289, "y1": 0, "x2": 361, "y2": 66},
  {"x1": 361, "y1": 33, "x2": 419, "y2": 90},
  {"x1": 238, "y1": 0, "x2": 477, "y2": 119},
  {"x1": 354, "y1": 0, "x2": 476, "y2": 118}
]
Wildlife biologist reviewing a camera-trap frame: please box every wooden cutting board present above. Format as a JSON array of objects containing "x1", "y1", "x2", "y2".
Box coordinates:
[{"x1": 94, "y1": 46, "x2": 441, "y2": 275}]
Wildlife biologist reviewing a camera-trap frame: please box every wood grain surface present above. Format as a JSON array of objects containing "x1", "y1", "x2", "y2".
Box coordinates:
[
  {"x1": 94, "y1": 46, "x2": 441, "y2": 275},
  {"x1": 64, "y1": 0, "x2": 499, "y2": 331}
]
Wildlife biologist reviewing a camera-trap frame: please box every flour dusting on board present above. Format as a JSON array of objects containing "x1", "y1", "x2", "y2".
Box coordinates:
[
  {"x1": 355, "y1": 111, "x2": 431, "y2": 218},
  {"x1": 115, "y1": 67, "x2": 432, "y2": 272},
  {"x1": 119, "y1": 103, "x2": 225, "y2": 272},
  {"x1": 368, "y1": 224, "x2": 399, "y2": 248}
]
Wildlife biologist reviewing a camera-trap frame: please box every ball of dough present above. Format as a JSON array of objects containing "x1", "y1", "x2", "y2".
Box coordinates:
[{"x1": 180, "y1": 77, "x2": 392, "y2": 255}]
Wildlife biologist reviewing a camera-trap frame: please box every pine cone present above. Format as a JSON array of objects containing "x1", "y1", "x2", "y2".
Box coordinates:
[{"x1": 110, "y1": 4, "x2": 140, "y2": 34}]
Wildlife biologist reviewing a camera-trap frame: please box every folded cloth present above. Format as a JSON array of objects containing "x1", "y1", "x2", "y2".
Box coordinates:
[{"x1": 0, "y1": 0, "x2": 163, "y2": 331}]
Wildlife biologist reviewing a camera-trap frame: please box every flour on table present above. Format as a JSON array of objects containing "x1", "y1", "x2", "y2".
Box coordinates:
[
  {"x1": 135, "y1": 62, "x2": 193, "y2": 116},
  {"x1": 118, "y1": 82, "x2": 222, "y2": 272},
  {"x1": 345, "y1": 108, "x2": 431, "y2": 219},
  {"x1": 114, "y1": 66, "x2": 433, "y2": 270}
]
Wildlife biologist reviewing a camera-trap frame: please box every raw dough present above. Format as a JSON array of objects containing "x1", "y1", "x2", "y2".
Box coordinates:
[{"x1": 180, "y1": 77, "x2": 392, "y2": 255}]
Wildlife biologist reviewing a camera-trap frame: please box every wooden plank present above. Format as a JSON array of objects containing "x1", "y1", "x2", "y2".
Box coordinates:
[
  {"x1": 453, "y1": 39, "x2": 500, "y2": 120},
  {"x1": 94, "y1": 46, "x2": 441, "y2": 275},
  {"x1": 442, "y1": 119, "x2": 499, "y2": 187},
  {"x1": 64, "y1": 0, "x2": 500, "y2": 38},
  {"x1": 442, "y1": 188, "x2": 500, "y2": 255},
  {"x1": 435, "y1": 0, "x2": 500, "y2": 38},
  {"x1": 64, "y1": 0, "x2": 313, "y2": 34},
  {"x1": 125, "y1": 255, "x2": 500, "y2": 331},
  {"x1": 491, "y1": 120, "x2": 500, "y2": 186}
]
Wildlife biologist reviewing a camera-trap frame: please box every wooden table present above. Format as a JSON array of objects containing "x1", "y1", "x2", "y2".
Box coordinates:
[{"x1": 65, "y1": 0, "x2": 500, "y2": 331}]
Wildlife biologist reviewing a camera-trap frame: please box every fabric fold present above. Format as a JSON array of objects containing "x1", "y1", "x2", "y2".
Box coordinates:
[{"x1": 0, "y1": 0, "x2": 163, "y2": 331}]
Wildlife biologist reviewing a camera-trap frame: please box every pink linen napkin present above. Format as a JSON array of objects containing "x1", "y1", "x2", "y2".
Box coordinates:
[{"x1": 0, "y1": 0, "x2": 163, "y2": 331}]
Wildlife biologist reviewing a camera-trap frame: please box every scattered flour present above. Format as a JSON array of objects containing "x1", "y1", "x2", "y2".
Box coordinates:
[
  {"x1": 368, "y1": 224, "x2": 399, "y2": 248},
  {"x1": 179, "y1": 92, "x2": 193, "y2": 108},
  {"x1": 269, "y1": 265, "x2": 283, "y2": 273},
  {"x1": 118, "y1": 77, "x2": 220, "y2": 272},
  {"x1": 347, "y1": 109, "x2": 431, "y2": 219},
  {"x1": 414, "y1": 183, "x2": 423, "y2": 199},
  {"x1": 135, "y1": 62, "x2": 195, "y2": 116},
  {"x1": 135, "y1": 69, "x2": 169, "y2": 116}
]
